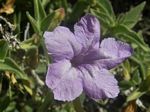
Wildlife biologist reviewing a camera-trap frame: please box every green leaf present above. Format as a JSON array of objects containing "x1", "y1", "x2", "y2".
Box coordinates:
[
  {"x1": 91, "y1": 9, "x2": 114, "y2": 26},
  {"x1": 140, "y1": 75, "x2": 150, "y2": 92},
  {"x1": 119, "y1": 80, "x2": 133, "y2": 90},
  {"x1": 0, "y1": 40, "x2": 8, "y2": 60},
  {"x1": 111, "y1": 24, "x2": 149, "y2": 51},
  {"x1": 42, "y1": 0, "x2": 50, "y2": 8},
  {"x1": 34, "y1": 0, "x2": 46, "y2": 21},
  {"x1": 0, "y1": 96, "x2": 10, "y2": 112},
  {"x1": 41, "y1": 8, "x2": 65, "y2": 31},
  {"x1": 26, "y1": 12, "x2": 40, "y2": 33},
  {"x1": 4, "y1": 102, "x2": 16, "y2": 112},
  {"x1": 97, "y1": 0, "x2": 115, "y2": 18},
  {"x1": 0, "y1": 58, "x2": 26, "y2": 79},
  {"x1": 119, "y1": 1, "x2": 146, "y2": 28},
  {"x1": 35, "y1": 62, "x2": 46, "y2": 74},
  {"x1": 127, "y1": 89, "x2": 145, "y2": 102},
  {"x1": 68, "y1": 1, "x2": 88, "y2": 23},
  {"x1": 119, "y1": 33, "x2": 148, "y2": 51},
  {"x1": 132, "y1": 70, "x2": 141, "y2": 85},
  {"x1": 122, "y1": 66, "x2": 130, "y2": 81},
  {"x1": 20, "y1": 34, "x2": 40, "y2": 49},
  {"x1": 13, "y1": 12, "x2": 21, "y2": 36}
]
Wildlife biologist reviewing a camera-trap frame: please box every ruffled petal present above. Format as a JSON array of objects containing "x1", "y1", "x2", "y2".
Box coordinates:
[
  {"x1": 45, "y1": 60, "x2": 83, "y2": 101},
  {"x1": 74, "y1": 14, "x2": 100, "y2": 49},
  {"x1": 94, "y1": 38, "x2": 133, "y2": 69},
  {"x1": 44, "y1": 26, "x2": 82, "y2": 62},
  {"x1": 78, "y1": 64, "x2": 119, "y2": 99}
]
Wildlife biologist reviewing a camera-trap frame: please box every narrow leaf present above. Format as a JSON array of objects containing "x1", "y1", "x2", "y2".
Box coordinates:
[
  {"x1": 0, "y1": 40, "x2": 8, "y2": 60},
  {"x1": 37, "y1": 0, "x2": 46, "y2": 19},
  {"x1": 26, "y1": 12, "x2": 40, "y2": 33},
  {"x1": 120, "y1": 2, "x2": 146, "y2": 28},
  {"x1": 33, "y1": 0, "x2": 46, "y2": 21},
  {"x1": 0, "y1": 58, "x2": 26, "y2": 79}
]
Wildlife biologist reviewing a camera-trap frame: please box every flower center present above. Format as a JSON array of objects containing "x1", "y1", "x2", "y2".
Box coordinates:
[{"x1": 70, "y1": 56, "x2": 84, "y2": 67}]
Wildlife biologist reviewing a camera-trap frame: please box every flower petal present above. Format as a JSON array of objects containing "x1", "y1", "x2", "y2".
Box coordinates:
[
  {"x1": 44, "y1": 26, "x2": 82, "y2": 62},
  {"x1": 78, "y1": 64, "x2": 119, "y2": 99},
  {"x1": 45, "y1": 59, "x2": 83, "y2": 101},
  {"x1": 74, "y1": 14, "x2": 100, "y2": 49},
  {"x1": 95, "y1": 38, "x2": 133, "y2": 69}
]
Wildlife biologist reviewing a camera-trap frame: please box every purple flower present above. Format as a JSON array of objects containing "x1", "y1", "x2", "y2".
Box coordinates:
[{"x1": 44, "y1": 14, "x2": 133, "y2": 101}]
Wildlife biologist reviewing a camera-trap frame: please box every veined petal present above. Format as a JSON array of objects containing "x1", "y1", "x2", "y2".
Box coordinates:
[
  {"x1": 95, "y1": 38, "x2": 133, "y2": 69},
  {"x1": 44, "y1": 26, "x2": 82, "y2": 62},
  {"x1": 74, "y1": 14, "x2": 100, "y2": 49},
  {"x1": 78, "y1": 64, "x2": 119, "y2": 99},
  {"x1": 45, "y1": 60, "x2": 83, "y2": 101}
]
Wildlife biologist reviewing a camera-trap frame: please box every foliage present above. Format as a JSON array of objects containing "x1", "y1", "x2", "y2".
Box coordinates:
[{"x1": 0, "y1": 0, "x2": 150, "y2": 111}]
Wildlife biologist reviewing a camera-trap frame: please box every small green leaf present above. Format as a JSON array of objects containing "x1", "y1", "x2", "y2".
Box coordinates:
[
  {"x1": 41, "y1": 8, "x2": 65, "y2": 31},
  {"x1": 97, "y1": 0, "x2": 115, "y2": 18},
  {"x1": 0, "y1": 40, "x2": 8, "y2": 60},
  {"x1": 127, "y1": 89, "x2": 145, "y2": 102},
  {"x1": 122, "y1": 66, "x2": 130, "y2": 81},
  {"x1": 119, "y1": 1, "x2": 146, "y2": 28},
  {"x1": 20, "y1": 37, "x2": 35, "y2": 49},
  {"x1": 124, "y1": 60, "x2": 131, "y2": 73},
  {"x1": 20, "y1": 34, "x2": 40, "y2": 49},
  {"x1": 0, "y1": 58, "x2": 26, "y2": 79},
  {"x1": 68, "y1": 1, "x2": 88, "y2": 23},
  {"x1": 26, "y1": 12, "x2": 40, "y2": 33},
  {"x1": 23, "y1": 85, "x2": 33, "y2": 95}
]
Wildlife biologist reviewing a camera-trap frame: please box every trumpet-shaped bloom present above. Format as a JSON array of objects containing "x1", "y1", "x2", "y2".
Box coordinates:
[{"x1": 44, "y1": 14, "x2": 133, "y2": 101}]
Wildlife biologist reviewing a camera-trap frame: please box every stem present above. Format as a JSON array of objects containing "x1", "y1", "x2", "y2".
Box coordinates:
[
  {"x1": 73, "y1": 97, "x2": 84, "y2": 112},
  {"x1": 31, "y1": 70, "x2": 44, "y2": 86}
]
